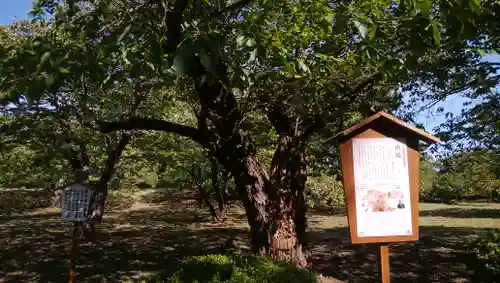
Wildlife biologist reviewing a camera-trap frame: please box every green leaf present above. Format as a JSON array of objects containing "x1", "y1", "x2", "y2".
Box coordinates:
[
  {"x1": 199, "y1": 48, "x2": 215, "y2": 74},
  {"x1": 118, "y1": 25, "x2": 132, "y2": 42},
  {"x1": 204, "y1": 35, "x2": 221, "y2": 58},
  {"x1": 146, "y1": 62, "x2": 156, "y2": 71},
  {"x1": 236, "y1": 35, "x2": 246, "y2": 46},
  {"x1": 469, "y1": 0, "x2": 481, "y2": 13},
  {"x1": 415, "y1": 0, "x2": 430, "y2": 15},
  {"x1": 197, "y1": 75, "x2": 207, "y2": 86},
  {"x1": 36, "y1": 51, "x2": 51, "y2": 73},
  {"x1": 297, "y1": 59, "x2": 310, "y2": 73},
  {"x1": 173, "y1": 49, "x2": 193, "y2": 78},
  {"x1": 245, "y1": 38, "x2": 256, "y2": 47},
  {"x1": 102, "y1": 75, "x2": 111, "y2": 86},
  {"x1": 368, "y1": 26, "x2": 378, "y2": 40},
  {"x1": 248, "y1": 48, "x2": 258, "y2": 63},
  {"x1": 98, "y1": 46, "x2": 108, "y2": 59},
  {"x1": 432, "y1": 22, "x2": 441, "y2": 47},
  {"x1": 45, "y1": 74, "x2": 55, "y2": 86},
  {"x1": 354, "y1": 20, "x2": 368, "y2": 39},
  {"x1": 475, "y1": 48, "x2": 486, "y2": 57},
  {"x1": 58, "y1": 67, "x2": 70, "y2": 74}
]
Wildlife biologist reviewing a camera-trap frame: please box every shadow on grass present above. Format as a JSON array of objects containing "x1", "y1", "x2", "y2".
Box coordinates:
[
  {"x1": 308, "y1": 205, "x2": 346, "y2": 217},
  {"x1": 419, "y1": 208, "x2": 500, "y2": 218},
  {"x1": 0, "y1": 188, "x2": 52, "y2": 215},
  {"x1": 308, "y1": 226, "x2": 495, "y2": 283},
  {"x1": 0, "y1": 212, "x2": 60, "y2": 222},
  {"x1": 0, "y1": 193, "x2": 495, "y2": 283},
  {"x1": 0, "y1": 206, "x2": 249, "y2": 283}
]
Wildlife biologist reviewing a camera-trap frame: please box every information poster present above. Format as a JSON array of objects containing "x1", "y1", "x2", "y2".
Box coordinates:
[
  {"x1": 61, "y1": 184, "x2": 92, "y2": 222},
  {"x1": 352, "y1": 138, "x2": 412, "y2": 237}
]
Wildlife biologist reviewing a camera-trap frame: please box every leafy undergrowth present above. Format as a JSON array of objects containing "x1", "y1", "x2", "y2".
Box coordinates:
[
  {"x1": 0, "y1": 188, "x2": 52, "y2": 215},
  {"x1": 466, "y1": 229, "x2": 500, "y2": 282},
  {"x1": 157, "y1": 254, "x2": 318, "y2": 283}
]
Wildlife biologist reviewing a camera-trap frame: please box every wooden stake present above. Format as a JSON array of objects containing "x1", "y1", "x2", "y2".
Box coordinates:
[
  {"x1": 379, "y1": 244, "x2": 390, "y2": 283},
  {"x1": 69, "y1": 221, "x2": 83, "y2": 283},
  {"x1": 68, "y1": 265, "x2": 77, "y2": 283}
]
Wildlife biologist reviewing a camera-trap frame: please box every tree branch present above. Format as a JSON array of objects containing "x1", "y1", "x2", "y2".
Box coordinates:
[
  {"x1": 163, "y1": 0, "x2": 189, "y2": 53},
  {"x1": 96, "y1": 133, "x2": 131, "y2": 191},
  {"x1": 99, "y1": 118, "x2": 209, "y2": 148},
  {"x1": 302, "y1": 115, "x2": 324, "y2": 139},
  {"x1": 349, "y1": 72, "x2": 383, "y2": 94},
  {"x1": 209, "y1": 0, "x2": 253, "y2": 20},
  {"x1": 267, "y1": 104, "x2": 293, "y2": 135}
]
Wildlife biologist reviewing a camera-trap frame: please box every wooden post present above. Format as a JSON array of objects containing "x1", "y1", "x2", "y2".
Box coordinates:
[
  {"x1": 69, "y1": 221, "x2": 83, "y2": 283},
  {"x1": 379, "y1": 244, "x2": 390, "y2": 283}
]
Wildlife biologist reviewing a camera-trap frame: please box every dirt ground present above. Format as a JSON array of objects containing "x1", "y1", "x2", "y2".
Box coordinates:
[{"x1": 1, "y1": 188, "x2": 499, "y2": 283}]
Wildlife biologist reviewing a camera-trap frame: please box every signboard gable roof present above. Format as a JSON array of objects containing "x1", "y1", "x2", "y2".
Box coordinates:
[{"x1": 341, "y1": 112, "x2": 441, "y2": 144}]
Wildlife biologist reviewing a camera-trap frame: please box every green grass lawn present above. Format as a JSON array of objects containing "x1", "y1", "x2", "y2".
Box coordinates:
[{"x1": 0, "y1": 189, "x2": 499, "y2": 282}]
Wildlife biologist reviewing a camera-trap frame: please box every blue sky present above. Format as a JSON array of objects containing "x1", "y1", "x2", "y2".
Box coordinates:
[
  {"x1": 1, "y1": 0, "x2": 498, "y2": 135},
  {"x1": 414, "y1": 53, "x2": 499, "y2": 134},
  {"x1": 0, "y1": 0, "x2": 33, "y2": 25}
]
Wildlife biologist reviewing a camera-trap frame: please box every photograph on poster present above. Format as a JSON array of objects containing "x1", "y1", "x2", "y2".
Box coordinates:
[
  {"x1": 360, "y1": 186, "x2": 407, "y2": 212},
  {"x1": 352, "y1": 138, "x2": 412, "y2": 237}
]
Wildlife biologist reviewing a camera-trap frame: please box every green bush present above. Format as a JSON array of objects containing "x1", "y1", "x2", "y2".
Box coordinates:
[
  {"x1": 158, "y1": 254, "x2": 317, "y2": 283},
  {"x1": 419, "y1": 158, "x2": 438, "y2": 200},
  {"x1": 306, "y1": 174, "x2": 345, "y2": 207},
  {"x1": 466, "y1": 230, "x2": 500, "y2": 282}
]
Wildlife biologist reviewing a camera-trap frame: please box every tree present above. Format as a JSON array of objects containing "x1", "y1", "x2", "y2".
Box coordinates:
[
  {"x1": 433, "y1": 150, "x2": 500, "y2": 200},
  {"x1": 419, "y1": 156, "x2": 438, "y2": 200},
  {"x1": 2, "y1": 0, "x2": 500, "y2": 266},
  {"x1": 437, "y1": 93, "x2": 500, "y2": 152},
  {"x1": 0, "y1": 19, "x2": 155, "y2": 227}
]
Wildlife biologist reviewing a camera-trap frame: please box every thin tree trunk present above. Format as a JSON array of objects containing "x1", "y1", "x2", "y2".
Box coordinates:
[
  {"x1": 197, "y1": 184, "x2": 218, "y2": 219},
  {"x1": 89, "y1": 134, "x2": 131, "y2": 226},
  {"x1": 211, "y1": 156, "x2": 229, "y2": 222},
  {"x1": 216, "y1": 169, "x2": 230, "y2": 221}
]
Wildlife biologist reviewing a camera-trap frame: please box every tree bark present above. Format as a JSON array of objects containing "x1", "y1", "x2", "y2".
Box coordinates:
[
  {"x1": 100, "y1": 118, "x2": 209, "y2": 147},
  {"x1": 267, "y1": 134, "x2": 309, "y2": 267}
]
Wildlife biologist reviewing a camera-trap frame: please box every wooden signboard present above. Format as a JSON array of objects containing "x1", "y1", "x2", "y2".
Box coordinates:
[
  {"x1": 339, "y1": 112, "x2": 440, "y2": 283},
  {"x1": 61, "y1": 183, "x2": 93, "y2": 222}
]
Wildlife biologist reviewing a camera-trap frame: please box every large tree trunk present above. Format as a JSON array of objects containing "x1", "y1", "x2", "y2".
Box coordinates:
[{"x1": 267, "y1": 135, "x2": 309, "y2": 267}]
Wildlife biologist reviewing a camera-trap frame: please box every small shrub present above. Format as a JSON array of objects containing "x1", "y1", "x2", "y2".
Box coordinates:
[
  {"x1": 158, "y1": 254, "x2": 317, "y2": 283},
  {"x1": 466, "y1": 229, "x2": 500, "y2": 282},
  {"x1": 306, "y1": 174, "x2": 344, "y2": 207}
]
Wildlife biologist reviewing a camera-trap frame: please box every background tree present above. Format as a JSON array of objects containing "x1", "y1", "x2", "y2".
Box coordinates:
[{"x1": 433, "y1": 150, "x2": 500, "y2": 201}]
